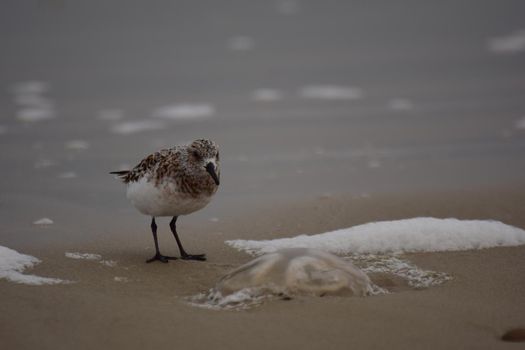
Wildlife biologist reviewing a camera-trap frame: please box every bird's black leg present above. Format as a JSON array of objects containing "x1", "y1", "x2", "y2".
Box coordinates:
[
  {"x1": 169, "y1": 216, "x2": 206, "y2": 261},
  {"x1": 146, "y1": 217, "x2": 177, "y2": 263}
]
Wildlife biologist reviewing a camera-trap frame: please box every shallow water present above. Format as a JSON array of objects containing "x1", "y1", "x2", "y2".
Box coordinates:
[{"x1": 0, "y1": 1, "x2": 525, "y2": 248}]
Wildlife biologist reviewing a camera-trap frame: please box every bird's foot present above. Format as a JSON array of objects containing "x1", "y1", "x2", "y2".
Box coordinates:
[
  {"x1": 146, "y1": 254, "x2": 178, "y2": 263},
  {"x1": 181, "y1": 253, "x2": 207, "y2": 261}
]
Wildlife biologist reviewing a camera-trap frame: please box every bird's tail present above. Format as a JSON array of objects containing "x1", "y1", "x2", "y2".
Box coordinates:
[{"x1": 110, "y1": 170, "x2": 130, "y2": 181}]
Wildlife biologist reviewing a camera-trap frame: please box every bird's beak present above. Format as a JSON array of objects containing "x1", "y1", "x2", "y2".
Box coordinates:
[{"x1": 205, "y1": 162, "x2": 220, "y2": 186}]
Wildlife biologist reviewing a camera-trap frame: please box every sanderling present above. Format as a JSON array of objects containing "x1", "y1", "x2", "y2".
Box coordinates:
[{"x1": 111, "y1": 139, "x2": 220, "y2": 263}]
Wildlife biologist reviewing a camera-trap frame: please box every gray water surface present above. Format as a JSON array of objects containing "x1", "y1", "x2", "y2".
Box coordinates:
[{"x1": 1, "y1": 0, "x2": 524, "y2": 247}]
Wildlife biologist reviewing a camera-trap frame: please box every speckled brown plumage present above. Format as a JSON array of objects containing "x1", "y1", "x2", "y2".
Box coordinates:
[{"x1": 111, "y1": 139, "x2": 220, "y2": 198}]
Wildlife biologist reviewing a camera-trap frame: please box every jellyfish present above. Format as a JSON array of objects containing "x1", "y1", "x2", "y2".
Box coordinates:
[{"x1": 190, "y1": 248, "x2": 373, "y2": 309}]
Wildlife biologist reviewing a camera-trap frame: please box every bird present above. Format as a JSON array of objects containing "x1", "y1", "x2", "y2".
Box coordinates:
[{"x1": 110, "y1": 139, "x2": 220, "y2": 263}]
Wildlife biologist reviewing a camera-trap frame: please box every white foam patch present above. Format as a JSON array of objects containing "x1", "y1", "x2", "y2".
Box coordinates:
[
  {"x1": 515, "y1": 117, "x2": 525, "y2": 130},
  {"x1": 252, "y1": 88, "x2": 284, "y2": 102},
  {"x1": 65, "y1": 140, "x2": 90, "y2": 150},
  {"x1": 226, "y1": 218, "x2": 525, "y2": 256},
  {"x1": 14, "y1": 94, "x2": 53, "y2": 107},
  {"x1": 17, "y1": 108, "x2": 55, "y2": 122},
  {"x1": 189, "y1": 288, "x2": 273, "y2": 310},
  {"x1": 100, "y1": 260, "x2": 117, "y2": 267},
  {"x1": 65, "y1": 252, "x2": 102, "y2": 261},
  {"x1": 33, "y1": 218, "x2": 53, "y2": 225},
  {"x1": 387, "y1": 98, "x2": 414, "y2": 111},
  {"x1": 0, "y1": 245, "x2": 68, "y2": 285},
  {"x1": 488, "y1": 29, "x2": 525, "y2": 54},
  {"x1": 299, "y1": 85, "x2": 364, "y2": 100},
  {"x1": 228, "y1": 36, "x2": 254, "y2": 51},
  {"x1": 58, "y1": 172, "x2": 77, "y2": 179},
  {"x1": 349, "y1": 254, "x2": 451, "y2": 289},
  {"x1": 276, "y1": 0, "x2": 299, "y2": 15},
  {"x1": 11, "y1": 81, "x2": 50, "y2": 95},
  {"x1": 12, "y1": 81, "x2": 56, "y2": 122},
  {"x1": 34, "y1": 159, "x2": 55, "y2": 169},
  {"x1": 97, "y1": 109, "x2": 125, "y2": 121},
  {"x1": 152, "y1": 104, "x2": 214, "y2": 120},
  {"x1": 114, "y1": 276, "x2": 130, "y2": 282},
  {"x1": 110, "y1": 120, "x2": 164, "y2": 134},
  {"x1": 367, "y1": 159, "x2": 381, "y2": 168},
  {"x1": 65, "y1": 252, "x2": 116, "y2": 267}
]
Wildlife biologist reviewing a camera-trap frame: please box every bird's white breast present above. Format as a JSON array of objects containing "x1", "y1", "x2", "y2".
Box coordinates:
[{"x1": 126, "y1": 177, "x2": 212, "y2": 217}]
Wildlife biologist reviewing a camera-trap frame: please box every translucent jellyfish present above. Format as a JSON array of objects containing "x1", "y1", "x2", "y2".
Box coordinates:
[{"x1": 191, "y1": 248, "x2": 371, "y2": 309}]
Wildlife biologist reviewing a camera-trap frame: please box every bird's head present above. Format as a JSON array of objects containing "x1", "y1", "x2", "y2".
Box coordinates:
[{"x1": 189, "y1": 139, "x2": 220, "y2": 186}]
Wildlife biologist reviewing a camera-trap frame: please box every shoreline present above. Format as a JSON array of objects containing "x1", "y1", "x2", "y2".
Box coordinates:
[{"x1": 1, "y1": 186, "x2": 525, "y2": 349}]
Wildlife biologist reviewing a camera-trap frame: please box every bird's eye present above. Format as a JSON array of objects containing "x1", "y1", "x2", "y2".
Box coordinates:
[{"x1": 192, "y1": 150, "x2": 202, "y2": 159}]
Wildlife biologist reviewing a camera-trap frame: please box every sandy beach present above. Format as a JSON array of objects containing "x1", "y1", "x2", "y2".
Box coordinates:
[
  {"x1": 2, "y1": 1, "x2": 525, "y2": 349},
  {"x1": 1, "y1": 187, "x2": 525, "y2": 349}
]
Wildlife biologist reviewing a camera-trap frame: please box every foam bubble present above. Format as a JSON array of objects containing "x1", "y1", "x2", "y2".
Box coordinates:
[
  {"x1": 11, "y1": 81, "x2": 50, "y2": 95},
  {"x1": 488, "y1": 29, "x2": 525, "y2": 54},
  {"x1": 100, "y1": 260, "x2": 117, "y2": 267},
  {"x1": 351, "y1": 254, "x2": 451, "y2": 289},
  {"x1": 515, "y1": 117, "x2": 525, "y2": 130},
  {"x1": 58, "y1": 172, "x2": 77, "y2": 179},
  {"x1": 17, "y1": 108, "x2": 55, "y2": 122},
  {"x1": 65, "y1": 140, "x2": 90, "y2": 150},
  {"x1": 387, "y1": 98, "x2": 414, "y2": 111},
  {"x1": 14, "y1": 94, "x2": 54, "y2": 107},
  {"x1": 34, "y1": 159, "x2": 55, "y2": 169},
  {"x1": 367, "y1": 160, "x2": 381, "y2": 168},
  {"x1": 33, "y1": 218, "x2": 54, "y2": 225},
  {"x1": 152, "y1": 104, "x2": 215, "y2": 120},
  {"x1": 65, "y1": 252, "x2": 102, "y2": 261},
  {"x1": 252, "y1": 89, "x2": 284, "y2": 102},
  {"x1": 114, "y1": 276, "x2": 130, "y2": 282},
  {"x1": 299, "y1": 85, "x2": 364, "y2": 100},
  {"x1": 111, "y1": 120, "x2": 164, "y2": 134},
  {"x1": 12, "y1": 81, "x2": 56, "y2": 123},
  {"x1": 228, "y1": 36, "x2": 254, "y2": 51},
  {"x1": 276, "y1": 0, "x2": 299, "y2": 15}
]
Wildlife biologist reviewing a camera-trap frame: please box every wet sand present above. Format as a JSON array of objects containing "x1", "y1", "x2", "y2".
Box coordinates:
[
  {"x1": 1, "y1": 187, "x2": 524, "y2": 349},
  {"x1": 1, "y1": 1, "x2": 525, "y2": 348}
]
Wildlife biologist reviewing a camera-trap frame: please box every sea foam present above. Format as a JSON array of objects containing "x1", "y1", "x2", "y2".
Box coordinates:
[
  {"x1": 12, "y1": 81, "x2": 56, "y2": 122},
  {"x1": 0, "y1": 245, "x2": 67, "y2": 285},
  {"x1": 252, "y1": 88, "x2": 284, "y2": 102},
  {"x1": 387, "y1": 98, "x2": 414, "y2": 111},
  {"x1": 515, "y1": 117, "x2": 525, "y2": 130},
  {"x1": 65, "y1": 252, "x2": 102, "y2": 260},
  {"x1": 111, "y1": 120, "x2": 164, "y2": 135},
  {"x1": 226, "y1": 218, "x2": 525, "y2": 256},
  {"x1": 488, "y1": 29, "x2": 525, "y2": 54},
  {"x1": 152, "y1": 103, "x2": 214, "y2": 120},
  {"x1": 228, "y1": 36, "x2": 254, "y2": 51},
  {"x1": 33, "y1": 218, "x2": 54, "y2": 225},
  {"x1": 299, "y1": 85, "x2": 364, "y2": 100}
]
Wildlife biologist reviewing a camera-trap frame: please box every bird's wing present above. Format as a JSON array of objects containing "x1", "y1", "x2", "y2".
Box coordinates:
[{"x1": 110, "y1": 150, "x2": 169, "y2": 183}]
